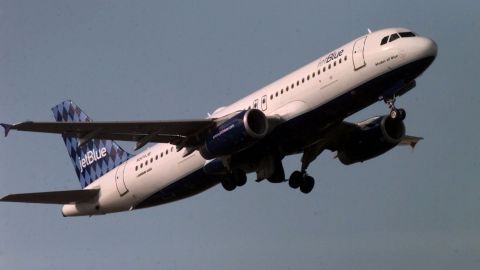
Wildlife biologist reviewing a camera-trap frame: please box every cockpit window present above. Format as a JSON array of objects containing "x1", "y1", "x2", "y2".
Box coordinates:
[
  {"x1": 389, "y1": 33, "x2": 400, "y2": 42},
  {"x1": 380, "y1": 32, "x2": 416, "y2": 45},
  {"x1": 399, "y1": 32, "x2": 415, "y2": 38},
  {"x1": 380, "y1": 36, "x2": 389, "y2": 45}
]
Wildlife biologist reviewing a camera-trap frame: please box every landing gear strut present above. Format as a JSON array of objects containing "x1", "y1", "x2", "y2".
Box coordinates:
[
  {"x1": 287, "y1": 144, "x2": 323, "y2": 194},
  {"x1": 385, "y1": 97, "x2": 406, "y2": 120}
]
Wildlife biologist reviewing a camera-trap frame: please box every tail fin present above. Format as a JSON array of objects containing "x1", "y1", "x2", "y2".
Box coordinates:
[{"x1": 52, "y1": 100, "x2": 133, "y2": 188}]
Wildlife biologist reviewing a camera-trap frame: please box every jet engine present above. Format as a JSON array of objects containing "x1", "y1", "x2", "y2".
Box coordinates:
[
  {"x1": 337, "y1": 116, "x2": 405, "y2": 165},
  {"x1": 200, "y1": 109, "x2": 268, "y2": 159}
]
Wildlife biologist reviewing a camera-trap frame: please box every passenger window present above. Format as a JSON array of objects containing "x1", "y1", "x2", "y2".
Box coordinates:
[
  {"x1": 155, "y1": 155, "x2": 158, "y2": 160},
  {"x1": 389, "y1": 33, "x2": 400, "y2": 42},
  {"x1": 135, "y1": 166, "x2": 138, "y2": 171},
  {"x1": 270, "y1": 94, "x2": 273, "y2": 100},
  {"x1": 275, "y1": 92, "x2": 278, "y2": 97},
  {"x1": 380, "y1": 36, "x2": 389, "y2": 45},
  {"x1": 339, "y1": 58, "x2": 342, "y2": 64},
  {"x1": 296, "y1": 81, "x2": 299, "y2": 86},
  {"x1": 281, "y1": 89, "x2": 283, "y2": 94},
  {"x1": 302, "y1": 78, "x2": 304, "y2": 83},
  {"x1": 150, "y1": 158, "x2": 153, "y2": 163},
  {"x1": 312, "y1": 72, "x2": 315, "y2": 78},
  {"x1": 291, "y1": 83, "x2": 294, "y2": 89},
  {"x1": 323, "y1": 67, "x2": 326, "y2": 72},
  {"x1": 286, "y1": 86, "x2": 289, "y2": 91},
  {"x1": 333, "y1": 61, "x2": 336, "y2": 67},
  {"x1": 140, "y1": 163, "x2": 143, "y2": 168},
  {"x1": 307, "y1": 75, "x2": 310, "y2": 80},
  {"x1": 161, "y1": 153, "x2": 164, "y2": 157}
]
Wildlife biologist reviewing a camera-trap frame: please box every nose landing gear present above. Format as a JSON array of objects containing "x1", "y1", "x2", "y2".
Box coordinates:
[{"x1": 385, "y1": 97, "x2": 406, "y2": 120}]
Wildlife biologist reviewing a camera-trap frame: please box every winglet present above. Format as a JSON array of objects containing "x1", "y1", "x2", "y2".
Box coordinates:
[
  {"x1": 400, "y1": 135, "x2": 423, "y2": 150},
  {"x1": 408, "y1": 139, "x2": 422, "y2": 150},
  {"x1": 0, "y1": 123, "x2": 13, "y2": 137}
]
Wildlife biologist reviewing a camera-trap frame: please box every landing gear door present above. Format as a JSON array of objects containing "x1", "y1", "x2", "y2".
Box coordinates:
[
  {"x1": 352, "y1": 36, "x2": 367, "y2": 70},
  {"x1": 115, "y1": 162, "x2": 128, "y2": 196}
]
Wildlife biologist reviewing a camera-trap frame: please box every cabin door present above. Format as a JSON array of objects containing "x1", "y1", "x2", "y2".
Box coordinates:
[
  {"x1": 352, "y1": 36, "x2": 367, "y2": 70},
  {"x1": 115, "y1": 162, "x2": 129, "y2": 196}
]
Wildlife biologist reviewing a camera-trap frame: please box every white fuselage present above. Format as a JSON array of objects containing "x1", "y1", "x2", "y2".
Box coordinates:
[{"x1": 62, "y1": 28, "x2": 437, "y2": 216}]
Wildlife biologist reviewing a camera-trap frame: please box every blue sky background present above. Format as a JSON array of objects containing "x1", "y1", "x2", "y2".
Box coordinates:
[{"x1": 0, "y1": 1, "x2": 479, "y2": 269}]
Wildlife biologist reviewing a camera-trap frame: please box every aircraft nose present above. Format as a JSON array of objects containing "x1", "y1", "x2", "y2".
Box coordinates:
[{"x1": 416, "y1": 37, "x2": 438, "y2": 58}]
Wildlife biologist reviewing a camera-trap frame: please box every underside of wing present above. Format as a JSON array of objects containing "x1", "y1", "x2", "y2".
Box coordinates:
[
  {"x1": 2, "y1": 120, "x2": 215, "y2": 148},
  {"x1": 324, "y1": 117, "x2": 423, "y2": 151},
  {"x1": 0, "y1": 189, "x2": 99, "y2": 204},
  {"x1": 301, "y1": 116, "x2": 423, "y2": 166}
]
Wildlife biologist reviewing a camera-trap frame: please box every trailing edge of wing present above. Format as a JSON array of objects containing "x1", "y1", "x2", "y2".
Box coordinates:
[{"x1": 0, "y1": 189, "x2": 99, "y2": 204}]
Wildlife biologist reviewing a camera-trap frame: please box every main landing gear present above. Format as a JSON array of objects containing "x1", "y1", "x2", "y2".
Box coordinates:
[
  {"x1": 221, "y1": 169, "x2": 247, "y2": 191},
  {"x1": 385, "y1": 97, "x2": 406, "y2": 120},
  {"x1": 288, "y1": 170, "x2": 314, "y2": 194},
  {"x1": 287, "y1": 143, "x2": 324, "y2": 194}
]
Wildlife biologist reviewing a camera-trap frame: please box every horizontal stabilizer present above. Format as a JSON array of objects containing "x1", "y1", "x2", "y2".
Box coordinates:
[{"x1": 0, "y1": 189, "x2": 99, "y2": 204}]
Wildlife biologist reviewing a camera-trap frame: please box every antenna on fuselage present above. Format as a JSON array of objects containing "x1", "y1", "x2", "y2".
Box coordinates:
[{"x1": 367, "y1": 28, "x2": 372, "y2": 34}]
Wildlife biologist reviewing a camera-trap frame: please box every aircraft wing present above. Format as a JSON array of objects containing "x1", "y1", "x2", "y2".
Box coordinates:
[
  {"x1": 0, "y1": 189, "x2": 99, "y2": 204},
  {"x1": 1, "y1": 120, "x2": 215, "y2": 149},
  {"x1": 327, "y1": 119, "x2": 423, "y2": 149},
  {"x1": 398, "y1": 135, "x2": 423, "y2": 149},
  {"x1": 303, "y1": 118, "x2": 423, "y2": 155}
]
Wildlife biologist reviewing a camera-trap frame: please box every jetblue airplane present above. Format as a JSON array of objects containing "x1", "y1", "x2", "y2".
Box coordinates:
[{"x1": 1, "y1": 28, "x2": 437, "y2": 216}]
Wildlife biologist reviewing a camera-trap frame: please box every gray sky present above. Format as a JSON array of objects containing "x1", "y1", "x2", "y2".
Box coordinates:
[{"x1": 1, "y1": 1, "x2": 479, "y2": 269}]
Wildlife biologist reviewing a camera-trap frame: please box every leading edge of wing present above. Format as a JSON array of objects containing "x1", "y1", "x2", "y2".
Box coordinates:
[
  {"x1": 1, "y1": 119, "x2": 215, "y2": 144},
  {"x1": 0, "y1": 189, "x2": 99, "y2": 204}
]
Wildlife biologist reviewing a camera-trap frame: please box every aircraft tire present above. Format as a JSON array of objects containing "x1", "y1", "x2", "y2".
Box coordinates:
[
  {"x1": 221, "y1": 178, "x2": 236, "y2": 191},
  {"x1": 234, "y1": 171, "x2": 247, "y2": 187},
  {"x1": 300, "y1": 175, "x2": 315, "y2": 194},
  {"x1": 390, "y1": 109, "x2": 398, "y2": 119},
  {"x1": 398, "y1": 108, "x2": 406, "y2": 120},
  {"x1": 289, "y1": 171, "x2": 302, "y2": 189}
]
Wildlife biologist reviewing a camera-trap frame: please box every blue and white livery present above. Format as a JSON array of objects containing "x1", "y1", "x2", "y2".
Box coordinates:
[{"x1": 1, "y1": 28, "x2": 437, "y2": 216}]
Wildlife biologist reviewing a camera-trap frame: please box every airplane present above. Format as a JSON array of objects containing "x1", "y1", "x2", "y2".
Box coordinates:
[{"x1": 0, "y1": 27, "x2": 437, "y2": 217}]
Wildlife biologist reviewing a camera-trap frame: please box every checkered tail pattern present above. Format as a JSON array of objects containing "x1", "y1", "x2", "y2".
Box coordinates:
[{"x1": 51, "y1": 100, "x2": 133, "y2": 188}]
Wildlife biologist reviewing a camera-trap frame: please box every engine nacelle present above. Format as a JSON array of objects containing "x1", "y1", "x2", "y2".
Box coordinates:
[
  {"x1": 200, "y1": 109, "x2": 268, "y2": 159},
  {"x1": 337, "y1": 116, "x2": 405, "y2": 165}
]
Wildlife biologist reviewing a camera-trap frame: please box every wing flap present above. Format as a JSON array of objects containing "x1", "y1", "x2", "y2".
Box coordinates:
[{"x1": 0, "y1": 189, "x2": 99, "y2": 204}]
